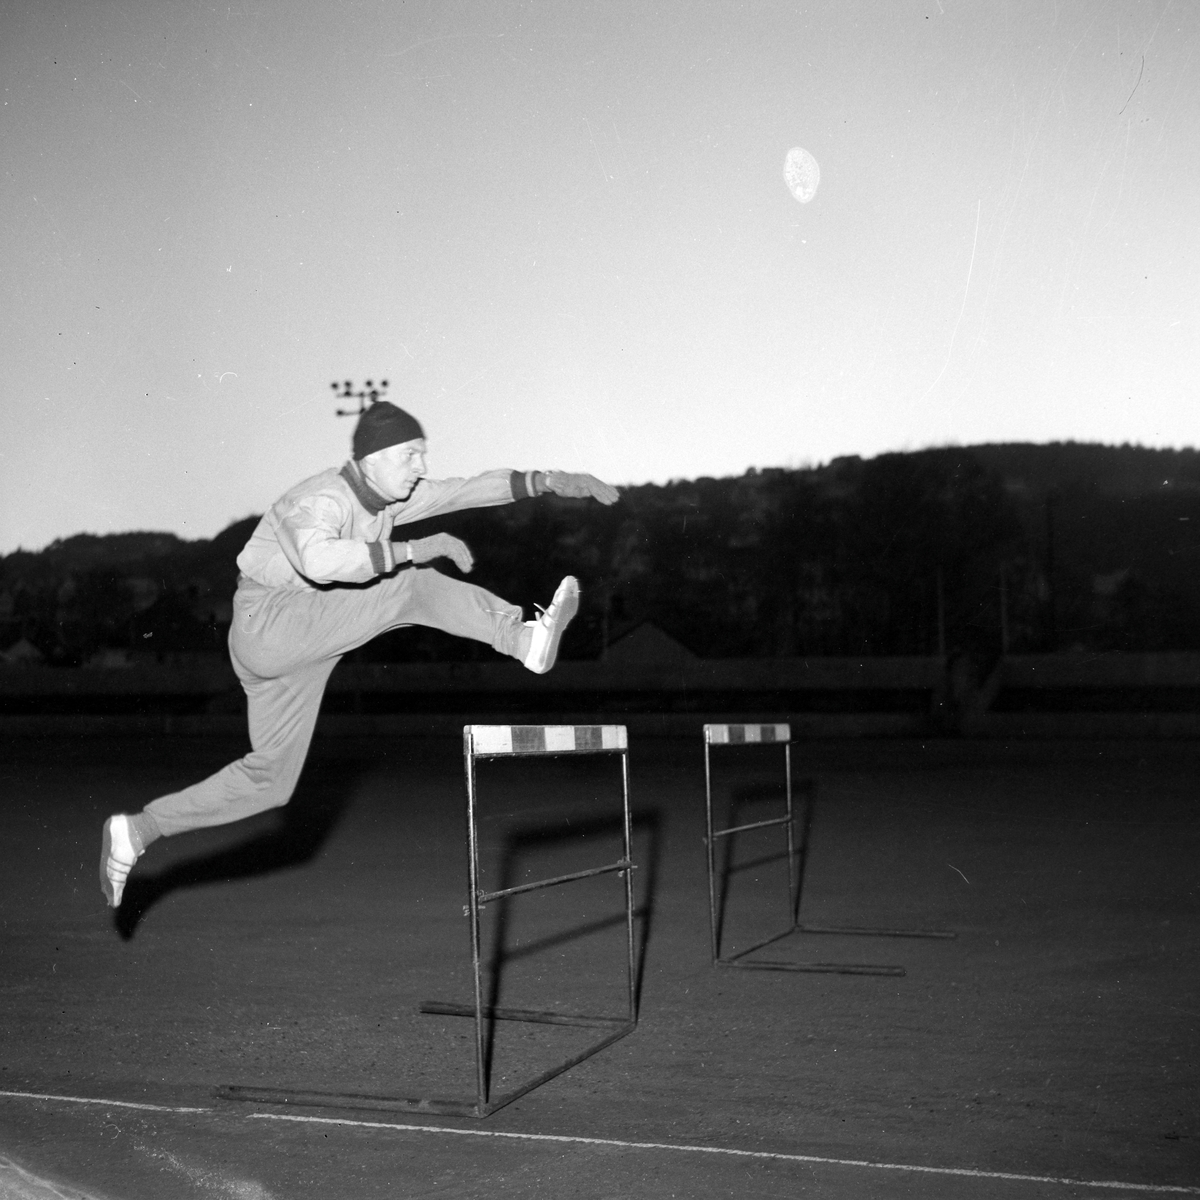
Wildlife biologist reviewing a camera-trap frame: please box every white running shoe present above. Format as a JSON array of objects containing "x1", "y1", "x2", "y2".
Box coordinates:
[
  {"x1": 100, "y1": 814, "x2": 141, "y2": 908},
  {"x1": 523, "y1": 576, "x2": 580, "y2": 674}
]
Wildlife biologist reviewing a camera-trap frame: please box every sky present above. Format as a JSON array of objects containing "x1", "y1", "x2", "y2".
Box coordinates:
[{"x1": 2, "y1": 0, "x2": 1197, "y2": 554}]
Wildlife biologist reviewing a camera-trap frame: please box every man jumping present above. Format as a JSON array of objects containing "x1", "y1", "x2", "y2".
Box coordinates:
[{"x1": 100, "y1": 400, "x2": 619, "y2": 908}]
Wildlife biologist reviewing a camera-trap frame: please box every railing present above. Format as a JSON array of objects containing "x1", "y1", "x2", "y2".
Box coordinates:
[{"x1": 5, "y1": 653, "x2": 1200, "y2": 737}]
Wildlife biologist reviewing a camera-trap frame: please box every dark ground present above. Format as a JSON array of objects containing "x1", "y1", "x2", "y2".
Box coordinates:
[{"x1": 0, "y1": 732, "x2": 1197, "y2": 1198}]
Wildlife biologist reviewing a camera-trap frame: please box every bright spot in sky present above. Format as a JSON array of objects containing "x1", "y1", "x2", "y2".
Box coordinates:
[{"x1": 783, "y1": 146, "x2": 820, "y2": 203}]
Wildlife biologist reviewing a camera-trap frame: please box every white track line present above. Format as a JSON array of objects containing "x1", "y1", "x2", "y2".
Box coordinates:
[
  {"x1": 250, "y1": 1113, "x2": 1200, "y2": 1195},
  {"x1": 0, "y1": 1090, "x2": 1194, "y2": 1195},
  {"x1": 0, "y1": 1090, "x2": 210, "y2": 1115}
]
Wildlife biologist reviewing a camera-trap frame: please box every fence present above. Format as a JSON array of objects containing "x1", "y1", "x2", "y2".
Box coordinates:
[{"x1": 3, "y1": 653, "x2": 1200, "y2": 738}]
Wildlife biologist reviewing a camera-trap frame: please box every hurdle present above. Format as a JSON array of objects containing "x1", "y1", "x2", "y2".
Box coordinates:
[
  {"x1": 703, "y1": 722, "x2": 954, "y2": 977},
  {"x1": 219, "y1": 723, "x2": 637, "y2": 1118}
]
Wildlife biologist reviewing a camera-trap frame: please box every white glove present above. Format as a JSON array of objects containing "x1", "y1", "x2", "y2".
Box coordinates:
[
  {"x1": 405, "y1": 533, "x2": 474, "y2": 573},
  {"x1": 541, "y1": 471, "x2": 620, "y2": 505}
]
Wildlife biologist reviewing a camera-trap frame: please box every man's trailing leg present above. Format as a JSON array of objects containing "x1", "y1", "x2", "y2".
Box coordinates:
[{"x1": 100, "y1": 811, "x2": 162, "y2": 908}]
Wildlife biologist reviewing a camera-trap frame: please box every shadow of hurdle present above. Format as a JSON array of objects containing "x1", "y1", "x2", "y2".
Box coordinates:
[
  {"x1": 470, "y1": 806, "x2": 664, "y2": 1087},
  {"x1": 713, "y1": 776, "x2": 813, "y2": 957},
  {"x1": 113, "y1": 753, "x2": 364, "y2": 940},
  {"x1": 711, "y1": 773, "x2": 954, "y2": 977}
]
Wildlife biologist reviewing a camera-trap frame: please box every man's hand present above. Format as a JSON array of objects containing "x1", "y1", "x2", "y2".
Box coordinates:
[
  {"x1": 542, "y1": 471, "x2": 620, "y2": 505},
  {"x1": 406, "y1": 533, "x2": 475, "y2": 573}
]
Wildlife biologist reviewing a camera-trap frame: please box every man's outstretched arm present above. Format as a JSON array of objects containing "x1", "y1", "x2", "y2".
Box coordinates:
[{"x1": 394, "y1": 468, "x2": 620, "y2": 525}]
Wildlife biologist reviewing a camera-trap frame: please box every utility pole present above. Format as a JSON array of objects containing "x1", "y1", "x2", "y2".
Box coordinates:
[
  {"x1": 1045, "y1": 491, "x2": 1058, "y2": 651},
  {"x1": 936, "y1": 566, "x2": 946, "y2": 659},
  {"x1": 999, "y1": 564, "x2": 1010, "y2": 656}
]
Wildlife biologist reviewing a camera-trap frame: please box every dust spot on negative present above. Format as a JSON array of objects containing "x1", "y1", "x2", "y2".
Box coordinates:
[
  {"x1": 783, "y1": 146, "x2": 820, "y2": 203},
  {"x1": 134, "y1": 1142, "x2": 279, "y2": 1199},
  {"x1": 1, "y1": 1154, "x2": 108, "y2": 1199}
]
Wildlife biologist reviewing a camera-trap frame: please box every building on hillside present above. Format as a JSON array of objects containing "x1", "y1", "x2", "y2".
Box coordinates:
[
  {"x1": 602, "y1": 621, "x2": 698, "y2": 664},
  {"x1": 0, "y1": 637, "x2": 45, "y2": 666}
]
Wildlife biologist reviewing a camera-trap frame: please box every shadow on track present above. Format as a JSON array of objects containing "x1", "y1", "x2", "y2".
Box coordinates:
[
  {"x1": 113, "y1": 754, "x2": 365, "y2": 940},
  {"x1": 478, "y1": 807, "x2": 664, "y2": 1085},
  {"x1": 713, "y1": 776, "x2": 815, "y2": 954}
]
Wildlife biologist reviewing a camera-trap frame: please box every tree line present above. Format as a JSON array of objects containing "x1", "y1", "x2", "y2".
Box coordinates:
[{"x1": 3, "y1": 442, "x2": 1199, "y2": 667}]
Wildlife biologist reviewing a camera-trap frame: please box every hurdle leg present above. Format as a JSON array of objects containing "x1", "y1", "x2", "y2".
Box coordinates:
[
  {"x1": 704, "y1": 736, "x2": 720, "y2": 964},
  {"x1": 621, "y1": 746, "x2": 637, "y2": 1019},
  {"x1": 785, "y1": 741, "x2": 797, "y2": 924},
  {"x1": 464, "y1": 741, "x2": 489, "y2": 1110}
]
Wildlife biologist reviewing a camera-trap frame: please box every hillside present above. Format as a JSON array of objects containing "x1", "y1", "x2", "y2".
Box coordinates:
[{"x1": 2, "y1": 444, "x2": 1198, "y2": 664}]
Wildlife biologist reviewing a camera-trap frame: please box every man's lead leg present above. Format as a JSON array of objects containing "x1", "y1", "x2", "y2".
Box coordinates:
[
  {"x1": 522, "y1": 576, "x2": 580, "y2": 673},
  {"x1": 369, "y1": 569, "x2": 580, "y2": 671}
]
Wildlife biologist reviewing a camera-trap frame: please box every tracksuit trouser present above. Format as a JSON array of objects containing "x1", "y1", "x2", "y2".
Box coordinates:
[{"x1": 144, "y1": 567, "x2": 526, "y2": 836}]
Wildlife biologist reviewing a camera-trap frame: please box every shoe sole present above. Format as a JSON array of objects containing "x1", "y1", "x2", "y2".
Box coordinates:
[{"x1": 99, "y1": 818, "x2": 118, "y2": 907}]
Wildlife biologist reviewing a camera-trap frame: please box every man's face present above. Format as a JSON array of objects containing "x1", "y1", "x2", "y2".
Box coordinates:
[{"x1": 360, "y1": 438, "x2": 427, "y2": 501}]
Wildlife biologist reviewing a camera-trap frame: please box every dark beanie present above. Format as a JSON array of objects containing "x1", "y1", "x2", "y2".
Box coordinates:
[{"x1": 352, "y1": 401, "x2": 426, "y2": 460}]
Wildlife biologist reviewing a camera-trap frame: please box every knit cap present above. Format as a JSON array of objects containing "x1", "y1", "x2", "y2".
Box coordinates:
[{"x1": 352, "y1": 402, "x2": 426, "y2": 460}]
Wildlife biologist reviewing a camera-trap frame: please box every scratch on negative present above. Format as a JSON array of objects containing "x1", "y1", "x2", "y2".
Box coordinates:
[
  {"x1": 948, "y1": 864, "x2": 970, "y2": 884},
  {"x1": 1118, "y1": 54, "x2": 1145, "y2": 115}
]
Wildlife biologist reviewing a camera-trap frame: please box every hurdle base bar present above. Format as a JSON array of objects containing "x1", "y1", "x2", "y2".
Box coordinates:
[
  {"x1": 215, "y1": 1084, "x2": 483, "y2": 1118},
  {"x1": 796, "y1": 923, "x2": 957, "y2": 940},
  {"x1": 216, "y1": 1016, "x2": 636, "y2": 1119},
  {"x1": 714, "y1": 925, "x2": 907, "y2": 977},
  {"x1": 419, "y1": 1000, "x2": 626, "y2": 1029},
  {"x1": 717, "y1": 958, "x2": 906, "y2": 976}
]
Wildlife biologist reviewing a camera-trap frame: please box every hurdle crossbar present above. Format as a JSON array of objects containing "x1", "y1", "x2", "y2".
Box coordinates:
[
  {"x1": 221, "y1": 725, "x2": 637, "y2": 1119},
  {"x1": 703, "y1": 722, "x2": 953, "y2": 978}
]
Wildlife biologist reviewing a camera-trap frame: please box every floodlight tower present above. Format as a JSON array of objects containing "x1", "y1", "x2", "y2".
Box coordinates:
[{"x1": 332, "y1": 379, "x2": 390, "y2": 418}]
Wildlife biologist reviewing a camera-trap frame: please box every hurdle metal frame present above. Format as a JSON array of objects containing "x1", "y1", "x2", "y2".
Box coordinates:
[
  {"x1": 219, "y1": 723, "x2": 637, "y2": 1118},
  {"x1": 704, "y1": 722, "x2": 954, "y2": 977}
]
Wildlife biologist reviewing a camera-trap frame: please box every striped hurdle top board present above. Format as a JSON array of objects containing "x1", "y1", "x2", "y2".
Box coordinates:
[
  {"x1": 704, "y1": 723, "x2": 791, "y2": 745},
  {"x1": 466, "y1": 725, "x2": 628, "y2": 757}
]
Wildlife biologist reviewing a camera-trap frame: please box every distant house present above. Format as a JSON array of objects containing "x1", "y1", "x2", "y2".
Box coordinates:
[
  {"x1": 603, "y1": 621, "x2": 698, "y2": 664},
  {"x1": 0, "y1": 637, "x2": 44, "y2": 666}
]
